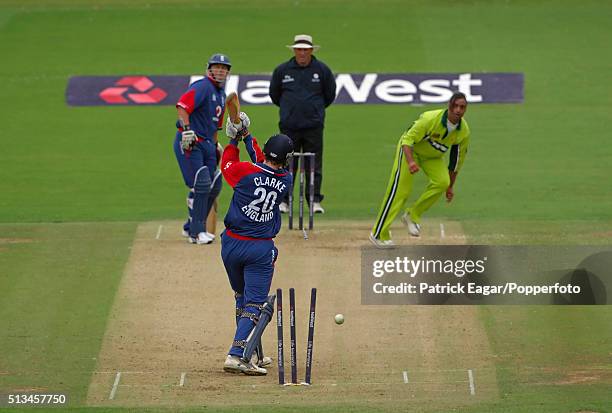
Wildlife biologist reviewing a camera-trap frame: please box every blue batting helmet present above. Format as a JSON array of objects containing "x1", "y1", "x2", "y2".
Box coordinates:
[
  {"x1": 264, "y1": 134, "x2": 294, "y2": 164},
  {"x1": 207, "y1": 53, "x2": 232, "y2": 69}
]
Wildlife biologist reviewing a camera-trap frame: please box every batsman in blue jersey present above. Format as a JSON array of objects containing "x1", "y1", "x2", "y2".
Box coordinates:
[
  {"x1": 220, "y1": 114, "x2": 293, "y2": 375},
  {"x1": 174, "y1": 53, "x2": 231, "y2": 245}
]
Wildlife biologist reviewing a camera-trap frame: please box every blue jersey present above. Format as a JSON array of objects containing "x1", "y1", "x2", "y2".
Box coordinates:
[
  {"x1": 221, "y1": 136, "x2": 291, "y2": 239},
  {"x1": 176, "y1": 76, "x2": 226, "y2": 140}
]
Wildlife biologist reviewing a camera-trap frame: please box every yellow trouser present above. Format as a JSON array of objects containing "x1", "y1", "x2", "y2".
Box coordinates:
[{"x1": 372, "y1": 143, "x2": 450, "y2": 240}]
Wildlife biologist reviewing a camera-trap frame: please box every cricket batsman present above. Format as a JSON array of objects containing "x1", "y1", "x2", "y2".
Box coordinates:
[
  {"x1": 220, "y1": 114, "x2": 293, "y2": 375},
  {"x1": 173, "y1": 53, "x2": 231, "y2": 245},
  {"x1": 370, "y1": 92, "x2": 470, "y2": 248}
]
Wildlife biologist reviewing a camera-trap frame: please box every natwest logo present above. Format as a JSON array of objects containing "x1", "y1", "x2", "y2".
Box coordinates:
[
  {"x1": 189, "y1": 72, "x2": 523, "y2": 105},
  {"x1": 99, "y1": 76, "x2": 167, "y2": 104},
  {"x1": 66, "y1": 73, "x2": 522, "y2": 106},
  {"x1": 334, "y1": 73, "x2": 484, "y2": 104}
]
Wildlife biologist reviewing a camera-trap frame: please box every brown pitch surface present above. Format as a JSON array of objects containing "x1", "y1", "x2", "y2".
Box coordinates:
[{"x1": 86, "y1": 220, "x2": 497, "y2": 409}]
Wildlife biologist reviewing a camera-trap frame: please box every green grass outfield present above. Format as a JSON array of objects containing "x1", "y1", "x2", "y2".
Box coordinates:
[
  {"x1": 0, "y1": 0, "x2": 610, "y2": 222},
  {"x1": 1, "y1": 1, "x2": 611, "y2": 412}
]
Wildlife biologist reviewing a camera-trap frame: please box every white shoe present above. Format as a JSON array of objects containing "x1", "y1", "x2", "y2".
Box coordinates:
[
  {"x1": 401, "y1": 213, "x2": 421, "y2": 237},
  {"x1": 312, "y1": 202, "x2": 325, "y2": 214},
  {"x1": 408, "y1": 222, "x2": 421, "y2": 237},
  {"x1": 369, "y1": 233, "x2": 396, "y2": 249},
  {"x1": 279, "y1": 202, "x2": 289, "y2": 213},
  {"x1": 181, "y1": 230, "x2": 189, "y2": 238},
  {"x1": 188, "y1": 232, "x2": 214, "y2": 245},
  {"x1": 223, "y1": 355, "x2": 267, "y2": 376},
  {"x1": 251, "y1": 354, "x2": 273, "y2": 367}
]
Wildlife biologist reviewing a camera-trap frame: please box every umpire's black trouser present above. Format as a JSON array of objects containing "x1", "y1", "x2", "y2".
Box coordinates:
[{"x1": 280, "y1": 126, "x2": 324, "y2": 203}]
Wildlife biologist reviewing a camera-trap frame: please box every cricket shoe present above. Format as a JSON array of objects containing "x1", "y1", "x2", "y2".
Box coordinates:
[
  {"x1": 401, "y1": 213, "x2": 421, "y2": 237},
  {"x1": 182, "y1": 218, "x2": 191, "y2": 237},
  {"x1": 188, "y1": 232, "x2": 214, "y2": 245},
  {"x1": 279, "y1": 202, "x2": 289, "y2": 213},
  {"x1": 312, "y1": 202, "x2": 325, "y2": 214},
  {"x1": 251, "y1": 354, "x2": 273, "y2": 368},
  {"x1": 369, "y1": 233, "x2": 396, "y2": 249},
  {"x1": 223, "y1": 355, "x2": 267, "y2": 376}
]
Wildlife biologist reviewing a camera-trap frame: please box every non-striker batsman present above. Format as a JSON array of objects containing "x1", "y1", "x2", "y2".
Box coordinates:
[{"x1": 173, "y1": 53, "x2": 231, "y2": 245}]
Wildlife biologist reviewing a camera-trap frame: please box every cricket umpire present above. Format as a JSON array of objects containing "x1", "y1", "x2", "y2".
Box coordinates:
[
  {"x1": 370, "y1": 92, "x2": 471, "y2": 248},
  {"x1": 269, "y1": 34, "x2": 336, "y2": 214}
]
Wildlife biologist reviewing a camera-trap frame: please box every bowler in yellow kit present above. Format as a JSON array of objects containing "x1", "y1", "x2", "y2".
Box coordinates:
[{"x1": 370, "y1": 92, "x2": 470, "y2": 248}]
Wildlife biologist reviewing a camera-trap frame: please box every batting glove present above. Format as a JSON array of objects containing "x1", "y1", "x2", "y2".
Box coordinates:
[
  {"x1": 180, "y1": 128, "x2": 197, "y2": 151},
  {"x1": 235, "y1": 112, "x2": 251, "y2": 139},
  {"x1": 225, "y1": 117, "x2": 239, "y2": 140},
  {"x1": 237, "y1": 112, "x2": 250, "y2": 130}
]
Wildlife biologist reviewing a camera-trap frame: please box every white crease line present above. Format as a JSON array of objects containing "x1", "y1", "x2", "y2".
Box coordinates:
[
  {"x1": 109, "y1": 372, "x2": 121, "y2": 400},
  {"x1": 467, "y1": 369, "x2": 475, "y2": 395},
  {"x1": 155, "y1": 225, "x2": 163, "y2": 240},
  {"x1": 179, "y1": 372, "x2": 186, "y2": 387},
  {"x1": 402, "y1": 371, "x2": 409, "y2": 384},
  {"x1": 440, "y1": 223, "x2": 445, "y2": 238}
]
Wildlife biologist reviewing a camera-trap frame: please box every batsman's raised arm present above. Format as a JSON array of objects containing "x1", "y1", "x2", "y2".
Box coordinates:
[
  {"x1": 243, "y1": 135, "x2": 265, "y2": 163},
  {"x1": 220, "y1": 142, "x2": 245, "y2": 188}
]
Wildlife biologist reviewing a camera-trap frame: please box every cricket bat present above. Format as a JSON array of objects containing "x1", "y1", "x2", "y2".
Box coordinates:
[
  {"x1": 206, "y1": 199, "x2": 218, "y2": 235},
  {"x1": 226, "y1": 92, "x2": 241, "y2": 124}
]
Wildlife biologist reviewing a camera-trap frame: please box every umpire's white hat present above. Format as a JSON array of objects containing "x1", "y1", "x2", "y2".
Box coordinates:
[{"x1": 287, "y1": 34, "x2": 320, "y2": 51}]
